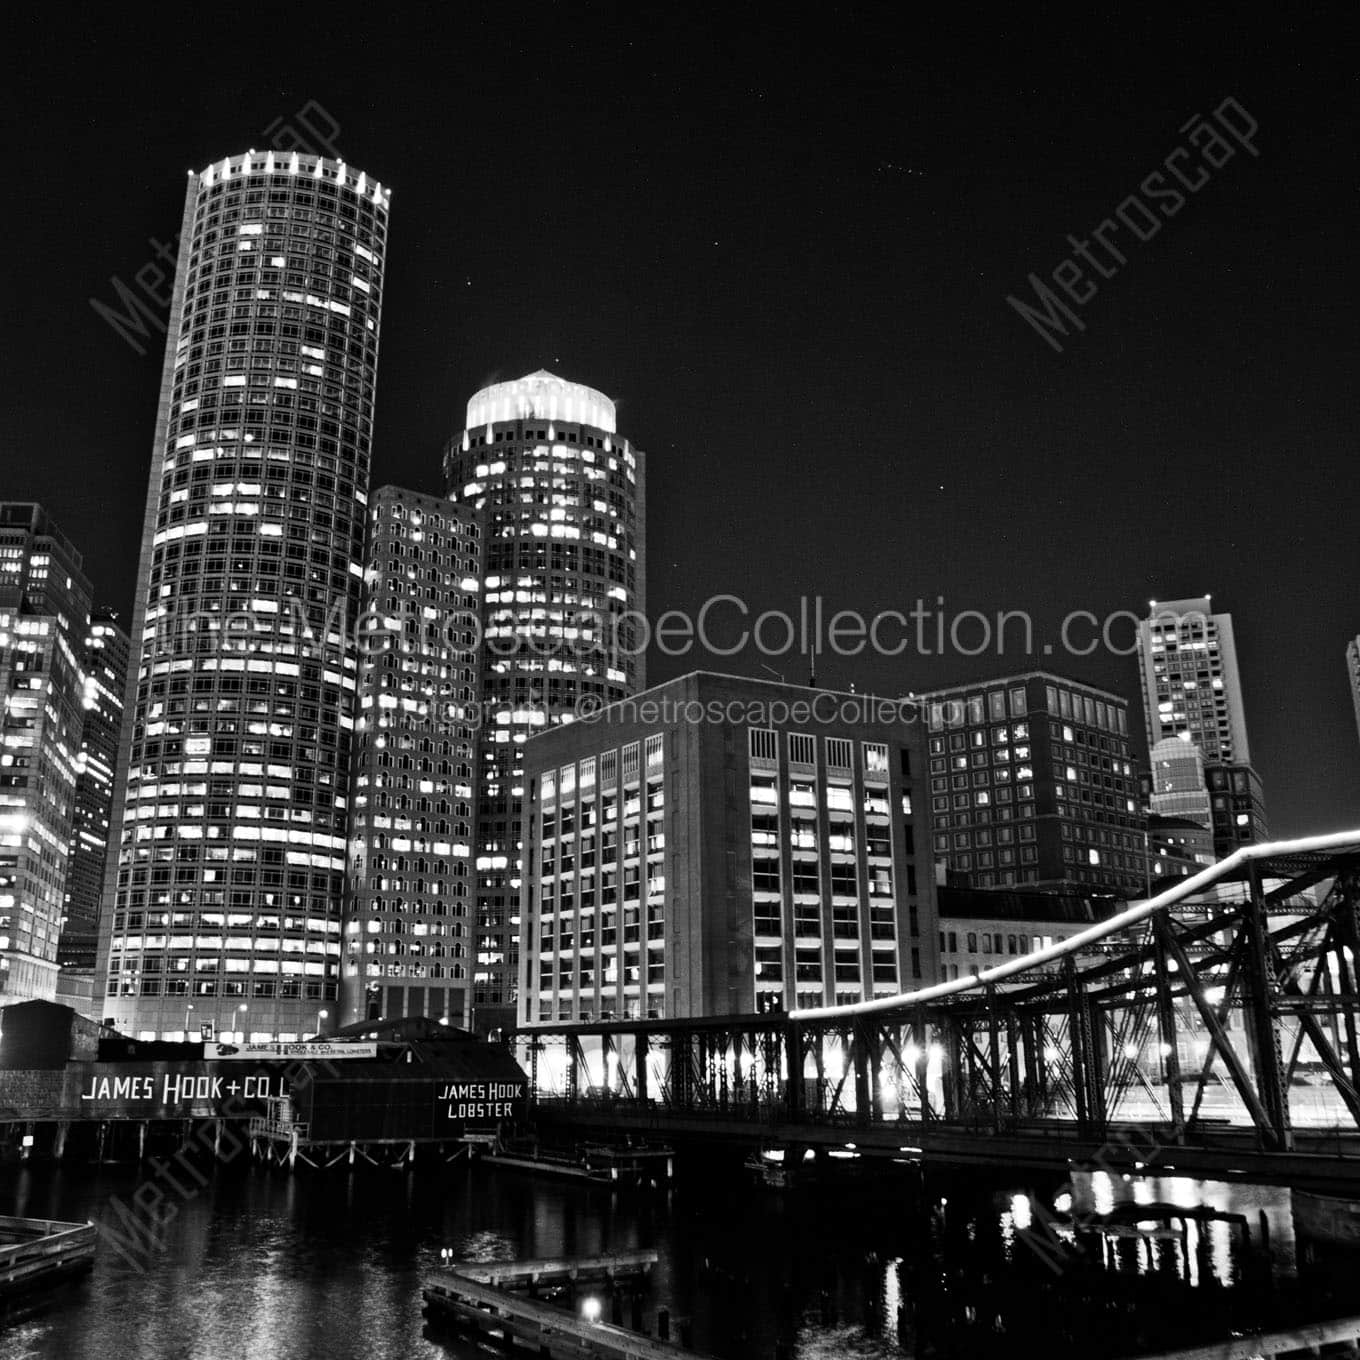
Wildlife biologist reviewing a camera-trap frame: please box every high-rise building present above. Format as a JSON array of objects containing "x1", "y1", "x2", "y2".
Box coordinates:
[
  {"x1": 57, "y1": 608, "x2": 131, "y2": 1007},
  {"x1": 444, "y1": 371, "x2": 646, "y2": 1034},
  {"x1": 1348, "y1": 636, "x2": 1360, "y2": 748},
  {"x1": 517, "y1": 673, "x2": 936, "y2": 1027},
  {"x1": 921, "y1": 672, "x2": 1146, "y2": 897},
  {"x1": 341, "y1": 486, "x2": 484, "y2": 1030},
  {"x1": 1138, "y1": 597, "x2": 1251, "y2": 763},
  {"x1": 98, "y1": 150, "x2": 391, "y2": 1041},
  {"x1": 0, "y1": 504, "x2": 92, "y2": 1004}
]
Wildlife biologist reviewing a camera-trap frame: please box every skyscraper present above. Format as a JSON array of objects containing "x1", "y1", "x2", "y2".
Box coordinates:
[
  {"x1": 1138, "y1": 597, "x2": 1252, "y2": 763},
  {"x1": 0, "y1": 504, "x2": 92, "y2": 1004},
  {"x1": 1348, "y1": 636, "x2": 1360, "y2": 748},
  {"x1": 98, "y1": 150, "x2": 391, "y2": 1041},
  {"x1": 444, "y1": 371, "x2": 646, "y2": 1032},
  {"x1": 341, "y1": 486, "x2": 484, "y2": 1030},
  {"x1": 58, "y1": 607, "x2": 131, "y2": 1009}
]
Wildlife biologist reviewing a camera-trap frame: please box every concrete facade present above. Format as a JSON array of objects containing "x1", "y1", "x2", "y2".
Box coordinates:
[{"x1": 517, "y1": 673, "x2": 938, "y2": 1027}]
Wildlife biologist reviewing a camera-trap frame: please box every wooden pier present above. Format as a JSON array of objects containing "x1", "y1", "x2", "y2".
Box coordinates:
[
  {"x1": 424, "y1": 1266, "x2": 713, "y2": 1360},
  {"x1": 452, "y1": 1247, "x2": 658, "y2": 1290},
  {"x1": 482, "y1": 1139, "x2": 674, "y2": 1187},
  {"x1": 0, "y1": 1215, "x2": 96, "y2": 1299}
]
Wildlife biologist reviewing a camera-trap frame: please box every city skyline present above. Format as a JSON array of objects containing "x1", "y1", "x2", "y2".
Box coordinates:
[{"x1": 5, "y1": 10, "x2": 1358, "y2": 849}]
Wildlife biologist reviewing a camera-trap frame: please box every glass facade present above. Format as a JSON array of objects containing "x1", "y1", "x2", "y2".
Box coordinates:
[
  {"x1": 59, "y1": 608, "x2": 131, "y2": 971},
  {"x1": 99, "y1": 152, "x2": 390, "y2": 1041},
  {"x1": 0, "y1": 505, "x2": 92, "y2": 1003},
  {"x1": 443, "y1": 371, "x2": 645, "y2": 1030},
  {"x1": 341, "y1": 487, "x2": 483, "y2": 1029}
]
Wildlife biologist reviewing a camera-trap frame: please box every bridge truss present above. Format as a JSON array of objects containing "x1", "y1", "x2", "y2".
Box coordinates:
[{"x1": 515, "y1": 833, "x2": 1360, "y2": 1159}]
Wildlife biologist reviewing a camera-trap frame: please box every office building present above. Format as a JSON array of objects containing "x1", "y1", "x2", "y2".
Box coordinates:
[
  {"x1": 0, "y1": 504, "x2": 92, "y2": 1004},
  {"x1": 444, "y1": 370, "x2": 646, "y2": 1033},
  {"x1": 56, "y1": 608, "x2": 131, "y2": 1014},
  {"x1": 517, "y1": 672, "x2": 937, "y2": 1027},
  {"x1": 340, "y1": 486, "x2": 484, "y2": 1030},
  {"x1": 1205, "y1": 761, "x2": 1269, "y2": 860},
  {"x1": 1138, "y1": 597, "x2": 1251, "y2": 764},
  {"x1": 1349, "y1": 636, "x2": 1360, "y2": 748},
  {"x1": 98, "y1": 151, "x2": 391, "y2": 1041},
  {"x1": 921, "y1": 672, "x2": 1145, "y2": 897}
]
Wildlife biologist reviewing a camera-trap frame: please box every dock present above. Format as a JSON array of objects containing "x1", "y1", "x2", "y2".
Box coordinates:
[
  {"x1": 0, "y1": 1215, "x2": 97, "y2": 1298},
  {"x1": 424, "y1": 1270, "x2": 714, "y2": 1360},
  {"x1": 453, "y1": 1247, "x2": 658, "y2": 1290},
  {"x1": 483, "y1": 1139, "x2": 674, "y2": 1187}
]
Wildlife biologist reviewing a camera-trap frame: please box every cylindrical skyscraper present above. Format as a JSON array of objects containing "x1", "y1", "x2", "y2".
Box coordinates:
[
  {"x1": 444, "y1": 371, "x2": 646, "y2": 1033},
  {"x1": 98, "y1": 150, "x2": 390, "y2": 1041}
]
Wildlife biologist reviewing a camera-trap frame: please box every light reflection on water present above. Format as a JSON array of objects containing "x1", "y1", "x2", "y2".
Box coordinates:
[{"x1": 0, "y1": 1158, "x2": 1348, "y2": 1360}]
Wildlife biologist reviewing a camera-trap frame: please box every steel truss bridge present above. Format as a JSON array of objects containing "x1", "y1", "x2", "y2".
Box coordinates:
[{"x1": 515, "y1": 832, "x2": 1360, "y2": 1185}]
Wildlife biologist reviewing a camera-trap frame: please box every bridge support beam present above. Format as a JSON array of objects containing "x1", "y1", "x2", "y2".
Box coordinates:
[
  {"x1": 1152, "y1": 919, "x2": 1186, "y2": 1140},
  {"x1": 1244, "y1": 863, "x2": 1294, "y2": 1151}
]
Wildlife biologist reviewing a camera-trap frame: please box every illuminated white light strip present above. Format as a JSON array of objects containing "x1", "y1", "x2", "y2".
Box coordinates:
[
  {"x1": 791, "y1": 829, "x2": 1360, "y2": 1021},
  {"x1": 466, "y1": 372, "x2": 617, "y2": 434}
]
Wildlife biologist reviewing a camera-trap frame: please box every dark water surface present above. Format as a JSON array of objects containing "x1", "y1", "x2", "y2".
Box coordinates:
[{"x1": 0, "y1": 1154, "x2": 1354, "y2": 1360}]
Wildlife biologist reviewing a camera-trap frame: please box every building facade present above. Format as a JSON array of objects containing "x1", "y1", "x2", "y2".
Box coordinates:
[
  {"x1": 1205, "y1": 761, "x2": 1269, "y2": 860},
  {"x1": 341, "y1": 486, "x2": 484, "y2": 1030},
  {"x1": 1348, "y1": 636, "x2": 1360, "y2": 748},
  {"x1": 57, "y1": 608, "x2": 131, "y2": 1007},
  {"x1": 98, "y1": 151, "x2": 391, "y2": 1041},
  {"x1": 517, "y1": 673, "x2": 937, "y2": 1027},
  {"x1": 0, "y1": 505, "x2": 93, "y2": 1004},
  {"x1": 921, "y1": 672, "x2": 1145, "y2": 897},
  {"x1": 937, "y1": 885, "x2": 1121, "y2": 985},
  {"x1": 444, "y1": 370, "x2": 645, "y2": 1033},
  {"x1": 1145, "y1": 735, "x2": 1212, "y2": 826},
  {"x1": 1138, "y1": 597, "x2": 1252, "y2": 764}
]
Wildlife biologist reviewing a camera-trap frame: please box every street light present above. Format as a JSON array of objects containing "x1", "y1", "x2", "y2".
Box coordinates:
[
  {"x1": 316, "y1": 1008, "x2": 329, "y2": 1037},
  {"x1": 236, "y1": 1003, "x2": 247, "y2": 1042},
  {"x1": 184, "y1": 1002, "x2": 194, "y2": 1038}
]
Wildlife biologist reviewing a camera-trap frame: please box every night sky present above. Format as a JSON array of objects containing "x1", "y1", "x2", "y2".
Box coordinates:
[{"x1": 5, "y1": 7, "x2": 1358, "y2": 834}]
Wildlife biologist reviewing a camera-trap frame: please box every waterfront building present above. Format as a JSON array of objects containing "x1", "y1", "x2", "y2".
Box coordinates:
[
  {"x1": 0, "y1": 504, "x2": 92, "y2": 1004},
  {"x1": 516, "y1": 672, "x2": 937, "y2": 1027},
  {"x1": 1138, "y1": 597, "x2": 1252, "y2": 764},
  {"x1": 444, "y1": 371, "x2": 646, "y2": 1034},
  {"x1": 340, "y1": 486, "x2": 484, "y2": 1030},
  {"x1": 920, "y1": 672, "x2": 1146, "y2": 897},
  {"x1": 98, "y1": 151, "x2": 391, "y2": 1041},
  {"x1": 57, "y1": 608, "x2": 131, "y2": 1016}
]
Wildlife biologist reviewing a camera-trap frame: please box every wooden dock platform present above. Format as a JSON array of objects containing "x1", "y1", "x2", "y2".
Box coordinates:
[
  {"x1": 483, "y1": 1139, "x2": 674, "y2": 1186},
  {"x1": 452, "y1": 1247, "x2": 658, "y2": 1289},
  {"x1": 0, "y1": 1215, "x2": 96, "y2": 1298},
  {"x1": 424, "y1": 1271, "x2": 713, "y2": 1360}
]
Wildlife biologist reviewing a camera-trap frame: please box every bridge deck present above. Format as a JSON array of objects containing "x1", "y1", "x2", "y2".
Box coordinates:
[{"x1": 534, "y1": 1103, "x2": 1360, "y2": 1189}]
